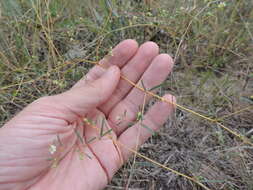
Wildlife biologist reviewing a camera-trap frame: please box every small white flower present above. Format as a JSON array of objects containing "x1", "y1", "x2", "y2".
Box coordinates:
[
  {"x1": 218, "y1": 2, "x2": 226, "y2": 9},
  {"x1": 49, "y1": 144, "x2": 57, "y2": 155}
]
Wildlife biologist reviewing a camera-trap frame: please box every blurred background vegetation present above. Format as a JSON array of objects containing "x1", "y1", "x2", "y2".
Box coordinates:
[{"x1": 0, "y1": 0, "x2": 252, "y2": 189}]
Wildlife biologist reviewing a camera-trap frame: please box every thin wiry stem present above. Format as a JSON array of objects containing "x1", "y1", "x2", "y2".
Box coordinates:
[{"x1": 79, "y1": 58, "x2": 253, "y2": 146}]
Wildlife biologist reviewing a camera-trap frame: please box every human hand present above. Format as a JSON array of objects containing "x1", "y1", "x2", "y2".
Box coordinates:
[{"x1": 0, "y1": 40, "x2": 175, "y2": 190}]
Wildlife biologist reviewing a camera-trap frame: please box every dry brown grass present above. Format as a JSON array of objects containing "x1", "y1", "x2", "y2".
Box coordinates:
[{"x1": 0, "y1": 0, "x2": 253, "y2": 189}]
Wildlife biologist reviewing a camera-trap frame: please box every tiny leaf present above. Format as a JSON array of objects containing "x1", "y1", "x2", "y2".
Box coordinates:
[
  {"x1": 75, "y1": 129, "x2": 84, "y2": 144},
  {"x1": 141, "y1": 80, "x2": 147, "y2": 91},
  {"x1": 149, "y1": 81, "x2": 168, "y2": 91},
  {"x1": 87, "y1": 136, "x2": 97, "y2": 144},
  {"x1": 100, "y1": 117, "x2": 106, "y2": 138},
  {"x1": 101, "y1": 129, "x2": 113, "y2": 137},
  {"x1": 141, "y1": 123, "x2": 155, "y2": 135},
  {"x1": 57, "y1": 134, "x2": 63, "y2": 146}
]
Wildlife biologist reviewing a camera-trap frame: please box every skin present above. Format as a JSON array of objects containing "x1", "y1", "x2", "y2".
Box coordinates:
[{"x1": 0, "y1": 40, "x2": 176, "y2": 190}]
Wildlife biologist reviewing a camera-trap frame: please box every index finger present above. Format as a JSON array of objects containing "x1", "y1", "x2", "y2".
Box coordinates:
[{"x1": 72, "y1": 39, "x2": 139, "y2": 89}]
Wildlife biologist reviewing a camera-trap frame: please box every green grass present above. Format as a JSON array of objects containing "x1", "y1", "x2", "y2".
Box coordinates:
[{"x1": 0, "y1": 0, "x2": 253, "y2": 189}]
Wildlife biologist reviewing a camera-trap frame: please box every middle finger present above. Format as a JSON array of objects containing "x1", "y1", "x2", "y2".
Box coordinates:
[{"x1": 99, "y1": 41, "x2": 159, "y2": 115}]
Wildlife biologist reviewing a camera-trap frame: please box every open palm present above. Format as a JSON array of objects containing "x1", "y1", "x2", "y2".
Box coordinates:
[{"x1": 0, "y1": 40, "x2": 175, "y2": 190}]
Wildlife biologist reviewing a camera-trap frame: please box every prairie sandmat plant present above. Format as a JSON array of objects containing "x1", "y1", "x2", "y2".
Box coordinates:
[{"x1": 0, "y1": 0, "x2": 253, "y2": 189}]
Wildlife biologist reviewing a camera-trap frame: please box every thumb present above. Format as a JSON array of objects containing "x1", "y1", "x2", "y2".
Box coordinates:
[{"x1": 54, "y1": 65, "x2": 120, "y2": 120}]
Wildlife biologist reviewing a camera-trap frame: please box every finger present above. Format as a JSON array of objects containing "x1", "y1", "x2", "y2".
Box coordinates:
[
  {"x1": 72, "y1": 39, "x2": 138, "y2": 89},
  {"x1": 108, "y1": 54, "x2": 174, "y2": 135},
  {"x1": 52, "y1": 66, "x2": 120, "y2": 122},
  {"x1": 99, "y1": 41, "x2": 159, "y2": 115},
  {"x1": 118, "y1": 94, "x2": 176, "y2": 161}
]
